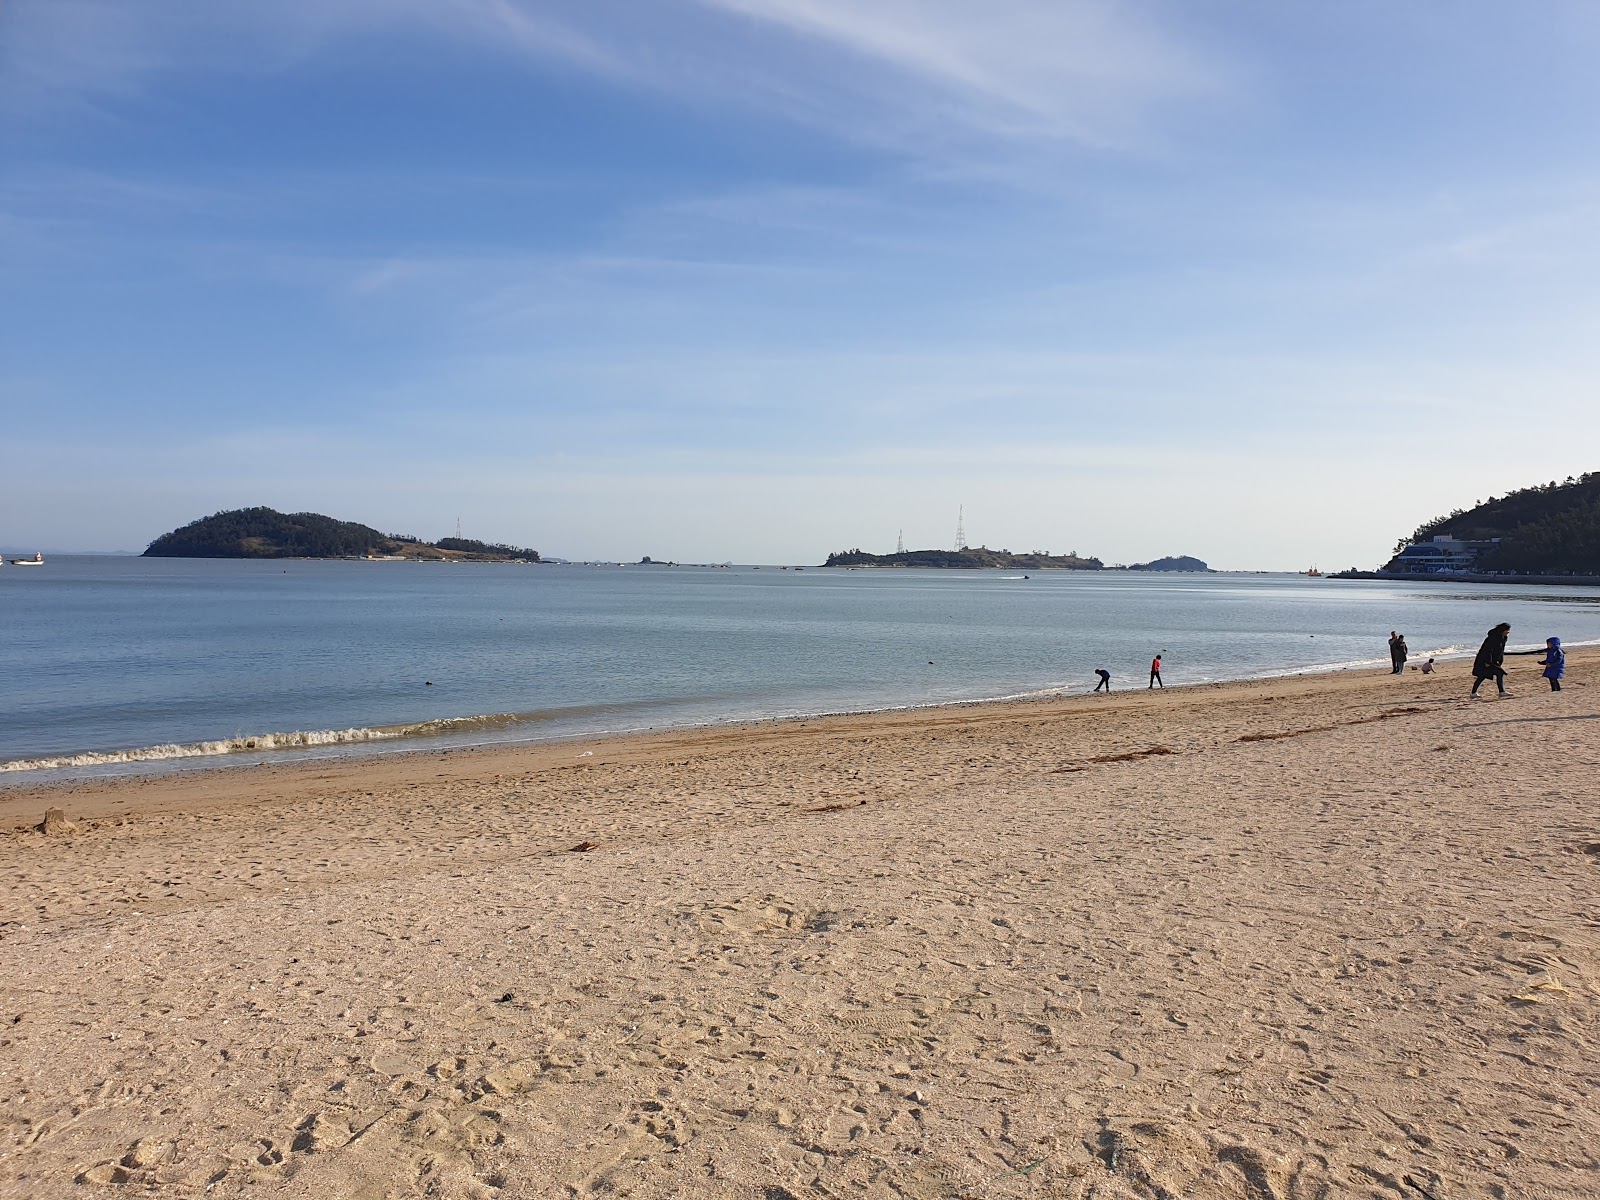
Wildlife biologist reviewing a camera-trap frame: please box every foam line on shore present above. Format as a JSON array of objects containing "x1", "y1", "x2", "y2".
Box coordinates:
[{"x1": 0, "y1": 711, "x2": 546, "y2": 773}]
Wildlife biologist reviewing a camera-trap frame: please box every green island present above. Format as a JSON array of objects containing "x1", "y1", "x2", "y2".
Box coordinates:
[
  {"x1": 823, "y1": 547, "x2": 1103, "y2": 569},
  {"x1": 143, "y1": 507, "x2": 541, "y2": 562},
  {"x1": 1345, "y1": 472, "x2": 1600, "y2": 578},
  {"x1": 1127, "y1": 555, "x2": 1211, "y2": 572}
]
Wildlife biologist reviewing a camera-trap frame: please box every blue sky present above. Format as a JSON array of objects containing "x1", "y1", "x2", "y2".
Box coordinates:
[{"x1": 4, "y1": 2, "x2": 1599, "y2": 566}]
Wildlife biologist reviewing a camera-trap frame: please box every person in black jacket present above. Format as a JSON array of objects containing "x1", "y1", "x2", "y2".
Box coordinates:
[
  {"x1": 1390, "y1": 632, "x2": 1408, "y2": 674},
  {"x1": 1470, "y1": 623, "x2": 1511, "y2": 698}
]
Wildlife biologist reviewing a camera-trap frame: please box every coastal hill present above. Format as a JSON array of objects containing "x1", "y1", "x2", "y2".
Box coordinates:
[
  {"x1": 144, "y1": 508, "x2": 541, "y2": 561},
  {"x1": 1386, "y1": 472, "x2": 1600, "y2": 574},
  {"x1": 1128, "y1": 555, "x2": 1210, "y2": 572},
  {"x1": 823, "y1": 547, "x2": 1103, "y2": 570}
]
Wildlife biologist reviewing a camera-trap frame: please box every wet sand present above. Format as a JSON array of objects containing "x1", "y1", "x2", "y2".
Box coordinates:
[{"x1": 2, "y1": 654, "x2": 1597, "y2": 1198}]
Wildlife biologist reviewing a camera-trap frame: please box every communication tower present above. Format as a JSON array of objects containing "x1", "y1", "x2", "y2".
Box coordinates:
[
  {"x1": 896, "y1": 529, "x2": 905, "y2": 554},
  {"x1": 955, "y1": 506, "x2": 968, "y2": 551}
]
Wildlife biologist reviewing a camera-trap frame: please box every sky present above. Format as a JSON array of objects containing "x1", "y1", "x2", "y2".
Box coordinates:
[{"x1": 3, "y1": 2, "x2": 1599, "y2": 568}]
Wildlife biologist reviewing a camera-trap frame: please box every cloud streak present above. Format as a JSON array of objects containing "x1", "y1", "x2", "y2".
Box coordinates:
[
  {"x1": 694, "y1": 0, "x2": 1226, "y2": 147},
  {"x1": 4, "y1": 0, "x2": 1230, "y2": 158}
]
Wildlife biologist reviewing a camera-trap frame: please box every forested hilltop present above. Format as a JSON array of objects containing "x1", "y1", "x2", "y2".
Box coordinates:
[
  {"x1": 1128, "y1": 555, "x2": 1211, "y2": 572},
  {"x1": 824, "y1": 548, "x2": 1103, "y2": 569},
  {"x1": 1397, "y1": 472, "x2": 1600, "y2": 573},
  {"x1": 144, "y1": 508, "x2": 541, "y2": 561}
]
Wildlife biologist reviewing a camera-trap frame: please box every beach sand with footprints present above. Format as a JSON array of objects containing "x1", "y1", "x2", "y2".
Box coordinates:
[{"x1": 2, "y1": 652, "x2": 1598, "y2": 1198}]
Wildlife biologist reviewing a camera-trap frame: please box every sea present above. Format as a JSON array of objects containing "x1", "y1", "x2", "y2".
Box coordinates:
[{"x1": 5, "y1": 556, "x2": 1599, "y2": 783}]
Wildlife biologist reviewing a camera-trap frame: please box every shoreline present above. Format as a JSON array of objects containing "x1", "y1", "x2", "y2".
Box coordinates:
[
  {"x1": 1334, "y1": 569, "x2": 1600, "y2": 586},
  {"x1": 4, "y1": 652, "x2": 1597, "y2": 1196},
  {"x1": 7, "y1": 635, "x2": 1580, "y2": 788},
  {"x1": 2, "y1": 646, "x2": 1589, "y2": 825},
  {"x1": 0, "y1": 655, "x2": 1451, "y2": 798}
]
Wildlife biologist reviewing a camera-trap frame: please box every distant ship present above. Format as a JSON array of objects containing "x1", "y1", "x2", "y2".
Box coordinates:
[
  {"x1": 9, "y1": 553, "x2": 43, "y2": 566},
  {"x1": 1302, "y1": 566, "x2": 1322, "y2": 577}
]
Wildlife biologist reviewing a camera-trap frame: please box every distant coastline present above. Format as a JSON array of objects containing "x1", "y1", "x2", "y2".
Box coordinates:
[
  {"x1": 821, "y1": 548, "x2": 1213, "y2": 572},
  {"x1": 823, "y1": 547, "x2": 1103, "y2": 570}
]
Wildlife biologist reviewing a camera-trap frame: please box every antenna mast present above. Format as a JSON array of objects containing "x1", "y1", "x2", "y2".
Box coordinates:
[
  {"x1": 955, "y1": 506, "x2": 967, "y2": 551},
  {"x1": 896, "y1": 529, "x2": 905, "y2": 554},
  {"x1": 456, "y1": 516, "x2": 462, "y2": 540}
]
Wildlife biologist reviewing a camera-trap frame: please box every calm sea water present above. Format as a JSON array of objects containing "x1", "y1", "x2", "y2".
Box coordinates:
[{"x1": 5, "y1": 556, "x2": 1599, "y2": 782}]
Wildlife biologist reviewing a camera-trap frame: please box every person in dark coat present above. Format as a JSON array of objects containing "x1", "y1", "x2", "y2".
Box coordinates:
[
  {"x1": 1470, "y1": 623, "x2": 1511, "y2": 698},
  {"x1": 1093, "y1": 668, "x2": 1112, "y2": 693},
  {"x1": 1391, "y1": 633, "x2": 1408, "y2": 674},
  {"x1": 1538, "y1": 637, "x2": 1565, "y2": 692}
]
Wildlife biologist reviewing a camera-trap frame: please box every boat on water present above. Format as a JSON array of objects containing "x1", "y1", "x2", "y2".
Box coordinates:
[
  {"x1": 1303, "y1": 566, "x2": 1322, "y2": 577},
  {"x1": 9, "y1": 553, "x2": 43, "y2": 566}
]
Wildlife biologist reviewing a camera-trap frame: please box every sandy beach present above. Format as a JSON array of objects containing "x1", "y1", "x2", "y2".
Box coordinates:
[{"x1": 2, "y1": 654, "x2": 1597, "y2": 1199}]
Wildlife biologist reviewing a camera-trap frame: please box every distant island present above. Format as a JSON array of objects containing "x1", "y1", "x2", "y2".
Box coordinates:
[
  {"x1": 1348, "y1": 472, "x2": 1600, "y2": 578},
  {"x1": 823, "y1": 547, "x2": 1103, "y2": 570},
  {"x1": 144, "y1": 508, "x2": 541, "y2": 562},
  {"x1": 1126, "y1": 555, "x2": 1211, "y2": 572}
]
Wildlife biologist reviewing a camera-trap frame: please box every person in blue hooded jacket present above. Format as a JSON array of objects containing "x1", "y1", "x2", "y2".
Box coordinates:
[{"x1": 1538, "y1": 637, "x2": 1565, "y2": 692}]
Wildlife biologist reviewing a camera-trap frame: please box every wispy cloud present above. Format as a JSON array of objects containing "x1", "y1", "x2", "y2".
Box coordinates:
[
  {"x1": 0, "y1": 0, "x2": 620, "y2": 112},
  {"x1": 693, "y1": 0, "x2": 1226, "y2": 147},
  {"x1": 0, "y1": 1, "x2": 174, "y2": 122},
  {"x1": 3, "y1": 0, "x2": 1231, "y2": 158}
]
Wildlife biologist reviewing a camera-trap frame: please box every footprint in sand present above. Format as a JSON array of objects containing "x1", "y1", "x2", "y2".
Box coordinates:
[{"x1": 1086, "y1": 1119, "x2": 1329, "y2": 1200}]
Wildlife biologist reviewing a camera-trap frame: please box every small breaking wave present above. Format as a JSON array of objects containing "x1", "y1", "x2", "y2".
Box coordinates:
[
  {"x1": 1241, "y1": 643, "x2": 1473, "y2": 682},
  {"x1": 0, "y1": 711, "x2": 542, "y2": 774}
]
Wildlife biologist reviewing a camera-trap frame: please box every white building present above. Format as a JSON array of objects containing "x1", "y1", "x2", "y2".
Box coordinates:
[{"x1": 1386, "y1": 534, "x2": 1500, "y2": 574}]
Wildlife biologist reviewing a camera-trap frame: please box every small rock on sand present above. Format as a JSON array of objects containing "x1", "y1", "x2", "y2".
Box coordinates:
[
  {"x1": 78, "y1": 1162, "x2": 131, "y2": 1185},
  {"x1": 123, "y1": 1138, "x2": 171, "y2": 1168}
]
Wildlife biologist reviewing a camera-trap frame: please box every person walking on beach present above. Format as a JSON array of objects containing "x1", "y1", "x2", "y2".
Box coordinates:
[
  {"x1": 1149, "y1": 654, "x2": 1163, "y2": 689},
  {"x1": 1093, "y1": 668, "x2": 1112, "y2": 693},
  {"x1": 1538, "y1": 637, "x2": 1565, "y2": 692},
  {"x1": 1470, "y1": 623, "x2": 1511, "y2": 698},
  {"x1": 1390, "y1": 632, "x2": 1408, "y2": 674}
]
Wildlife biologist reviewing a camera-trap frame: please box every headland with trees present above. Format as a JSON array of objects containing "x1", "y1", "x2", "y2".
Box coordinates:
[{"x1": 143, "y1": 508, "x2": 541, "y2": 562}]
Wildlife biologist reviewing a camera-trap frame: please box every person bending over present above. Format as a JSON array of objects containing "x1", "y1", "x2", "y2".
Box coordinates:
[
  {"x1": 1149, "y1": 655, "x2": 1163, "y2": 689},
  {"x1": 1093, "y1": 668, "x2": 1111, "y2": 693}
]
